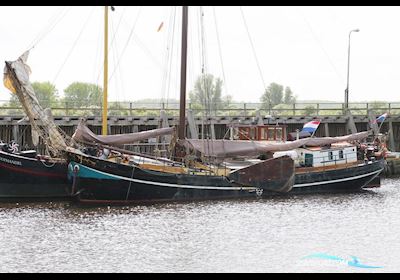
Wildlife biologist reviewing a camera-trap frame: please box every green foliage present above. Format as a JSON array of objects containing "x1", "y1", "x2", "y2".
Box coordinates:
[
  {"x1": 189, "y1": 74, "x2": 228, "y2": 115},
  {"x1": 303, "y1": 105, "x2": 317, "y2": 116},
  {"x1": 260, "y1": 83, "x2": 297, "y2": 109},
  {"x1": 271, "y1": 103, "x2": 294, "y2": 116},
  {"x1": 9, "y1": 81, "x2": 59, "y2": 109},
  {"x1": 63, "y1": 82, "x2": 103, "y2": 108},
  {"x1": 284, "y1": 86, "x2": 296, "y2": 104},
  {"x1": 261, "y1": 83, "x2": 283, "y2": 108}
]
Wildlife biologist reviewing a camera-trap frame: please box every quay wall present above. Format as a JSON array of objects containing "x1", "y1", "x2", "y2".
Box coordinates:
[{"x1": 0, "y1": 113, "x2": 399, "y2": 150}]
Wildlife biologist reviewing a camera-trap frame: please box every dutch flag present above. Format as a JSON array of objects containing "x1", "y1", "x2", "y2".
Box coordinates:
[
  {"x1": 302, "y1": 120, "x2": 321, "y2": 134},
  {"x1": 374, "y1": 112, "x2": 388, "y2": 123}
]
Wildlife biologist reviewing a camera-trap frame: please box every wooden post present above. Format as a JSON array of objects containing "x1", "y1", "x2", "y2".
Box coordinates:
[
  {"x1": 368, "y1": 109, "x2": 379, "y2": 136},
  {"x1": 12, "y1": 124, "x2": 18, "y2": 144},
  {"x1": 388, "y1": 119, "x2": 396, "y2": 152},
  {"x1": 187, "y1": 109, "x2": 198, "y2": 139},
  {"x1": 346, "y1": 110, "x2": 357, "y2": 134},
  {"x1": 160, "y1": 109, "x2": 171, "y2": 145},
  {"x1": 258, "y1": 110, "x2": 264, "y2": 125},
  {"x1": 324, "y1": 122, "x2": 330, "y2": 137},
  {"x1": 210, "y1": 122, "x2": 216, "y2": 140},
  {"x1": 66, "y1": 101, "x2": 69, "y2": 116}
]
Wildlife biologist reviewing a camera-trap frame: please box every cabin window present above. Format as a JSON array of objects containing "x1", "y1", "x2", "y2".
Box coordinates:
[
  {"x1": 339, "y1": 150, "x2": 344, "y2": 159},
  {"x1": 276, "y1": 128, "x2": 283, "y2": 141},
  {"x1": 250, "y1": 127, "x2": 256, "y2": 140},
  {"x1": 260, "y1": 127, "x2": 268, "y2": 140},
  {"x1": 328, "y1": 151, "x2": 333, "y2": 161},
  {"x1": 305, "y1": 153, "x2": 313, "y2": 167},
  {"x1": 268, "y1": 128, "x2": 275, "y2": 140}
]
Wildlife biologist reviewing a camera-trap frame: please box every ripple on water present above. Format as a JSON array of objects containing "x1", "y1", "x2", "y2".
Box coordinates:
[{"x1": 1, "y1": 178, "x2": 400, "y2": 272}]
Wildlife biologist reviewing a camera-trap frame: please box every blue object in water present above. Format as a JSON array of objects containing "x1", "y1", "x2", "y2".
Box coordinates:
[{"x1": 302, "y1": 253, "x2": 383, "y2": 269}]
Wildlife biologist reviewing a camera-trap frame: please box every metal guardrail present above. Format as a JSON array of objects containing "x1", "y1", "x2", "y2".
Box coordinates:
[{"x1": 1, "y1": 101, "x2": 399, "y2": 117}]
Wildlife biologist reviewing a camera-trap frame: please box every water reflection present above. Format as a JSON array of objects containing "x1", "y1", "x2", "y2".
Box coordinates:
[{"x1": 0, "y1": 179, "x2": 399, "y2": 272}]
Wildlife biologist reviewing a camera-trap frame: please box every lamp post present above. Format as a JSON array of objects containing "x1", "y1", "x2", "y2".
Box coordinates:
[{"x1": 344, "y1": 29, "x2": 360, "y2": 111}]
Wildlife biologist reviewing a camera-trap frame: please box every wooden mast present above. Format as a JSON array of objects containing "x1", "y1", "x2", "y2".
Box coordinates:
[
  {"x1": 102, "y1": 6, "x2": 109, "y2": 136},
  {"x1": 178, "y1": 6, "x2": 188, "y2": 140}
]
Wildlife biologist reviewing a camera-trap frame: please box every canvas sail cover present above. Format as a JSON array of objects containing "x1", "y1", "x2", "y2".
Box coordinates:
[
  {"x1": 3, "y1": 51, "x2": 67, "y2": 156},
  {"x1": 183, "y1": 131, "x2": 371, "y2": 158},
  {"x1": 72, "y1": 121, "x2": 174, "y2": 146}
]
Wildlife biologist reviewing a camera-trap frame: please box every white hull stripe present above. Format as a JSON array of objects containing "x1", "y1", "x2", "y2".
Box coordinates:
[
  {"x1": 76, "y1": 163, "x2": 257, "y2": 191},
  {"x1": 293, "y1": 168, "x2": 383, "y2": 188}
]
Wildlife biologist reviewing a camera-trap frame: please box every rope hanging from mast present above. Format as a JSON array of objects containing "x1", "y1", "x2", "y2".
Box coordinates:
[{"x1": 240, "y1": 6, "x2": 267, "y2": 91}]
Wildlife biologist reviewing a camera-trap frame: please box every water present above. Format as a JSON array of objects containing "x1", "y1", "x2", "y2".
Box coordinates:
[{"x1": 1, "y1": 179, "x2": 400, "y2": 273}]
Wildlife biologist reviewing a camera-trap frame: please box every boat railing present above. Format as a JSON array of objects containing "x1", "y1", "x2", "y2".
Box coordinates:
[
  {"x1": 123, "y1": 142, "x2": 170, "y2": 158},
  {"x1": 1, "y1": 100, "x2": 398, "y2": 117}
]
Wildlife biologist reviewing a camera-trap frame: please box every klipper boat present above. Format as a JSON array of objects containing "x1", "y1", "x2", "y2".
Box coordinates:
[
  {"x1": 218, "y1": 124, "x2": 385, "y2": 194},
  {"x1": 0, "y1": 142, "x2": 70, "y2": 200},
  {"x1": 65, "y1": 122, "x2": 295, "y2": 205},
  {"x1": 2, "y1": 52, "x2": 72, "y2": 200}
]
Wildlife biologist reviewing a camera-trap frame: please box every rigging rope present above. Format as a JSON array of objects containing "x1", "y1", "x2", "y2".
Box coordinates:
[
  {"x1": 109, "y1": 7, "x2": 126, "y2": 102},
  {"x1": 161, "y1": 7, "x2": 177, "y2": 109},
  {"x1": 199, "y1": 7, "x2": 215, "y2": 163},
  {"x1": 108, "y1": 7, "x2": 142, "y2": 83},
  {"x1": 296, "y1": 7, "x2": 344, "y2": 84},
  {"x1": 212, "y1": 7, "x2": 229, "y2": 97},
  {"x1": 52, "y1": 6, "x2": 96, "y2": 85},
  {"x1": 26, "y1": 6, "x2": 71, "y2": 51},
  {"x1": 110, "y1": 15, "x2": 120, "y2": 105},
  {"x1": 239, "y1": 6, "x2": 267, "y2": 91}
]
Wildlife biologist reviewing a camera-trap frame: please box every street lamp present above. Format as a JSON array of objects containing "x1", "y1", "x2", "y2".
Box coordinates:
[{"x1": 345, "y1": 28, "x2": 360, "y2": 110}]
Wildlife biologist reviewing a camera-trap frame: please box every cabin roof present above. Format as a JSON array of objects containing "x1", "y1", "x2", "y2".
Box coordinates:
[{"x1": 301, "y1": 142, "x2": 355, "y2": 152}]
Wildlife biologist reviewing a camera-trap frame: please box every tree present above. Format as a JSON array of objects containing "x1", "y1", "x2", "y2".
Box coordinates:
[
  {"x1": 260, "y1": 82, "x2": 284, "y2": 108},
  {"x1": 63, "y1": 82, "x2": 103, "y2": 108},
  {"x1": 284, "y1": 86, "x2": 296, "y2": 104},
  {"x1": 261, "y1": 82, "x2": 296, "y2": 108},
  {"x1": 189, "y1": 74, "x2": 226, "y2": 114},
  {"x1": 9, "y1": 81, "x2": 59, "y2": 109}
]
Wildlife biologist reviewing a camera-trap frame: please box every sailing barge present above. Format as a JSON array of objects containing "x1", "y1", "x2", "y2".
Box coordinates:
[
  {"x1": 1, "y1": 52, "x2": 71, "y2": 200},
  {"x1": 65, "y1": 120, "x2": 295, "y2": 204},
  {"x1": 222, "y1": 124, "x2": 385, "y2": 194},
  {"x1": 0, "y1": 144, "x2": 70, "y2": 200}
]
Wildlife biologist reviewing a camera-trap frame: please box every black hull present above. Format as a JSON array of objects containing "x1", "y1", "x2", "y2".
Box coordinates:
[
  {"x1": 291, "y1": 160, "x2": 384, "y2": 194},
  {"x1": 0, "y1": 151, "x2": 71, "y2": 200},
  {"x1": 67, "y1": 151, "x2": 384, "y2": 205},
  {"x1": 67, "y1": 152, "x2": 292, "y2": 205}
]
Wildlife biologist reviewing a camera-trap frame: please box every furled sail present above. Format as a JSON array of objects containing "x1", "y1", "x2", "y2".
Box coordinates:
[
  {"x1": 72, "y1": 120, "x2": 175, "y2": 146},
  {"x1": 183, "y1": 131, "x2": 371, "y2": 158},
  {"x1": 3, "y1": 51, "x2": 67, "y2": 156}
]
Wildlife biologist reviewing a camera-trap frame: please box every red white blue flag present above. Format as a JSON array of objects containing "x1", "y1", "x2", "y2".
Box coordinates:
[
  {"x1": 374, "y1": 112, "x2": 388, "y2": 123},
  {"x1": 302, "y1": 120, "x2": 321, "y2": 134}
]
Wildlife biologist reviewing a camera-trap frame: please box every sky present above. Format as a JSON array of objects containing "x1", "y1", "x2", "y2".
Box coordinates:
[{"x1": 0, "y1": 6, "x2": 400, "y2": 105}]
